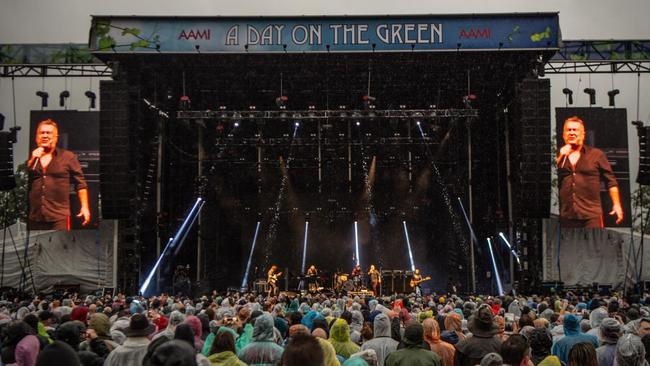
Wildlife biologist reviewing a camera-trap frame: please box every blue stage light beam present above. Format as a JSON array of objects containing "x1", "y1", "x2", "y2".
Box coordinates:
[
  {"x1": 498, "y1": 232, "x2": 521, "y2": 265},
  {"x1": 241, "y1": 221, "x2": 262, "y2": 291},
  {"x1": 487, "y1": 237, "x2": 504, "y2": 296},
  {"x1": 140, "y1": 197, "x2": 203, "y2": 295},
  {"x1": 402, "y1": 221, "x2": 416, "y2": 271},
  {"x1": 354, "y1": 221, "x2": 360, "y2": 267},
  {"x1": 301, "y1": 221, "x2": 309, "y2": 274}
]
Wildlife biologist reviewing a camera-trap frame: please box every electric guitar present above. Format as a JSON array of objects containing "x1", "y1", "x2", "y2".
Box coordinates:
[
  {"x1": 410, "y1": 276, "x2": 431, "y2": 288},
  {"x1": 268, "y1": 272, "x2": 283, "y2": 285}
]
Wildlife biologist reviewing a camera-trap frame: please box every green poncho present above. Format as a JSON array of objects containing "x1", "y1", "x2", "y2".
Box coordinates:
[{"x1": 329, "y1": 318, "x2": 360, "y2": 360}]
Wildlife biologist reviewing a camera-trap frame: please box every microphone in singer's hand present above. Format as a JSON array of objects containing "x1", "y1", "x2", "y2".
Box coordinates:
[
  {"x1": 32, "y1": 157, "x2": 39, "y2": 170},
  {"x1": 560, "y1": 154, "x2": 567, "y2": 168}
]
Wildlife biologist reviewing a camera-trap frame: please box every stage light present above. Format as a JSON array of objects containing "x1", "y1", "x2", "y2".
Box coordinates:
[
  {"x1": 354, "y1": 221, "x2": 360, "y2": 267},
  {"x1": 462, "y1": 95, "x2": 477, "y2": 108},
  {"x1": 562, "y1": 88, "x2": 574, "y2": 105},
  {"x1": 275, "y1": 95, "x2": 288, "y2": 109},
  {"x1": 416, "y1": 121, "x2": 421, "y2": 126},
  {"x1": 295, "y1": 122, "x2": 300, "y2": 127},
  {"x1": 356, "y1": 121, "x2": 361, "y2": 126},
  {"x1": 140, "y1": 197, "x2": 204, "y2": 295},
  {"x1": 498, "y1": 232, "x2": 521, "y2": 266},
  {"x1": 583, "y1": 88, "x2": 596, "y2": 105},
  {"x1": 301, "y1": 221, "x2": 309, "y2": 274},
  {"x1": 36, "y1": 91, "x2": 49, "y2": 108},
  {"x1": 241, "y1": 221, "x2": 261, "y2": 292},
  {"x1": 85, "y1": 91, "x2": 96, "y2": 109},
  {"x1": 234, "y1": 122, "x2": 240, "y2": 127},
  {"x1": 608, "y1": 89, "x2": 620, "y2": 107},
  {"x1": 497, "y1": 232, "x2": 512, "y2": 249},
  {"x1": 487, "y1": 237, "x2": 504, "y2": 296},
  {"x1": 179, "y1": 95, "x2": 191, "y2": 110},
  {"x1": 59, "y1": 90, "x2": 70, "y2": 107},
  {"x1": 402, "y1": 221, "x2": 416, "y2": 271}
]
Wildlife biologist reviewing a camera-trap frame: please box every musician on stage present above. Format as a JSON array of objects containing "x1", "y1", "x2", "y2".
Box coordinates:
[
  {"x1": 557, "y1": 116, "x2": 623, "y2": 228},
  {"x1": 368, "y1": 265, "x2": 381, "y2": 296},
  {"x1": 411, "y1": 268, "x2": 428, "y2": 296},
  {"x1": 306, "y1": 265, "x2": 319, "y2": 291},
  {"x1": 351, "y1": 264, "x2": 362, "y2": 290},
  {"x1": 267, "y1": 265, "x2": 282, "y2": 297},
  {"x1": 307, "y1": 265, "x2": 318, "y2": 277}
]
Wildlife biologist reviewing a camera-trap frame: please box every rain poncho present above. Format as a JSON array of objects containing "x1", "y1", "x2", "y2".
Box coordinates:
[
  {"x1": 615, "y1": 334, "x2": 648, "y2": 366},
  {"x1": 550, "y1": 314, "x2": 598, "y2": 365},
  {"x1": 423, "y1": 318, "x2": 455, "y2": 366},
  {"x1": 317, "y1": 337, "x2": 343, "y2": 366},
  {"x1": 586, "y1": 307, "x2": 608, "y2": 338},
  {"x1": 360, "y1": 313, "x2": 398, "y2": 366},
  {"x1": 237, "y1": 313, "x2": 284, "y2": 366},
  {"x1": 207, "y1": 350, "x2": 247, "y2": 366},
  {"x1": 202, "y1": 326, "x2": 240, "y2": 357},
  {"x1": 350, "y1": 310, "x2": 364, "y2": 344},
  {"x1": 302, "y1": 311, "x2": 325, "y2": 332},
  {"x1": 329, "y1": 318, "x2": 360, "y2": 360},
  {"x1": 236, "y1": 323, "x2": 254, "y2": 351}
]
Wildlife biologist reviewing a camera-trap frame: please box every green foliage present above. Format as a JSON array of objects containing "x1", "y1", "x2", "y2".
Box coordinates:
[
  {"x1": 632, "y1": 185, "x2": 650, "y2": 233},
  {"x1": 530, "y1": 27, "x2": 552, "y2": 42},
  {"x1": 0, "y1": 44, "x2": 19, "y2": 64},
  {"x1": 0, "y1": 163, "x2": 28, "y2": 229}
]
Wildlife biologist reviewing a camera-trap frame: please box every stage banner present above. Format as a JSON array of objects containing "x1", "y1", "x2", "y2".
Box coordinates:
[
  {"x1": 29, "y1": 111, "x2": 100, "y2": 230},
  {"x1": 90, "y1": 13, "x2": 559, "y2": 54},
  {"x1": 555, "y1": 108, "x2": 632, "y2": 228}
]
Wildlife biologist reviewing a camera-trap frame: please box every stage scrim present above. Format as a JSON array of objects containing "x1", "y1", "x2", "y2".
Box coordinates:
[{"x1": 555, "y1": 107, "x2": 631, "y2": 227}]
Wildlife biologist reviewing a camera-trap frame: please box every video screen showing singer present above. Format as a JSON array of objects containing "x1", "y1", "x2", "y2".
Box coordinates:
[
  {"x1": 557, "y1": 116, "x2": 623, "y2": 228},
  {"x1": 27, "y1": 119, "x2": 90, "y2": 231}
]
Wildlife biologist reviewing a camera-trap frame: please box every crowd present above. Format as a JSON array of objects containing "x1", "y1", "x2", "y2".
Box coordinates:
[{"x1": 1, "y1": 288, "x2": 650, "y2": 366}]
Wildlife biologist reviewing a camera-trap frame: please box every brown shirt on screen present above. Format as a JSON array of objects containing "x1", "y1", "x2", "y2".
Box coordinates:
[
  {"x1": 557, "y1": 145, "x2": 618, "y2": 220},
  {"x1": 28, "y1": 147, "x2": 88, "y2": 223}
]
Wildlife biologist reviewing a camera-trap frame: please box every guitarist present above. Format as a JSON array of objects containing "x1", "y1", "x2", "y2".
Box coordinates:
[
  {"x1": 410, "y1": 268, "x2": 431, "y2": 296},
  {"x1": 267, "y1": 265, "x2": 282, "y2": 297}
]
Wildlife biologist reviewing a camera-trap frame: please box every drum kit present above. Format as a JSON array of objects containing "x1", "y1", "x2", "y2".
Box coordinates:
[{"x1": 334, "y1": 272, "x2": 363, "y2": 292}]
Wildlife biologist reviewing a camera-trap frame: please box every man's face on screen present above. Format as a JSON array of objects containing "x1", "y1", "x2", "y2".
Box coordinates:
[
  {"x1": 36, "y1": 124, "x2": 58, "y2": 151},
  {"x1": 563, "y1": 121, "x2": 584, "y2": 148}
]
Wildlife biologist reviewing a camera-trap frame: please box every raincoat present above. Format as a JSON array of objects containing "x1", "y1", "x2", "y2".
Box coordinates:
[
  {"x1": 360, "y1": 313, "x2": 398, "y2": 366},
  {"x1": 237, "y1": 313, "x2": 284, "y2": 366},
  {"x1": 329, "y1": 318, "x2": 360, "y2": 360}
]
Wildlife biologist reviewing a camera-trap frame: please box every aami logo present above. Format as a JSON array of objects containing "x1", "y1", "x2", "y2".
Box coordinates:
[
  {"x1": 178, "y1": 29, "x2": 211, "y2": 40},
  {"x1": 458, "y1": 28, "x2": 491, "y2": 39}
]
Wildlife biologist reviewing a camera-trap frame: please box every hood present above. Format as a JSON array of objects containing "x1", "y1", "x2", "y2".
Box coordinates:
[
  {"x1": 88, "y1": 313, "x2": 111, "y2": 337},
  {"x1": 563, "y1": 314, "x2": 580, "y2": 336},
  {"x1": 329, "y1": 318, "x2": 352, "y2": 342},
  {"x1": 423, "y1": 318, "x2": 441, "y2": 343},
  {"x1": 369, "y1": 300, "x2": 378, "y2": 312},
  {"x1": 373, "y1": 313, "x2": 391, "y2": 338},
  {"x1": 302, "y1": 311, "x2": 324, "y2": 331},
  {"x1": 351, "y1": 310, "x2": 364, "y2": 332},
  {"x1": 184, "y1": 315, "x2": 202, "y2": 338},
  {"x1": 444, "y1": 312, "x2": 461, "y2": 332},
  {"x1": 252, "y1": 313, "x2": 275, "y2": 342},
  {"x1": 589, "y1": 307, "x2": 608, "y2": 328}
]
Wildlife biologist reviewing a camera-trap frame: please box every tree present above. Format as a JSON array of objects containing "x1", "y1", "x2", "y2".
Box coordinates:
[{"x1": 0, "y1": 163, "x2": 28, "y2": 228}]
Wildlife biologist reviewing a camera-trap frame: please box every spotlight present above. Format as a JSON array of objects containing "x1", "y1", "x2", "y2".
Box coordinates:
[
  {"x1": 294, "y1": 121, "x2": 300, "y2": 127},
  {"x1": 583, "y1": 88, "x2": 596, "y2": 105},
  {"x1": 462, "y1": 95, "x2": 477, "y2": 108},
  {"x1": 84, "y1": 91, "x2": 97, "y2": 109},
  {"x1": 416, "y1": 121, "x2": 421, "y2": 126},
  {"x1": 608, "y1": 89, "x2": 620, "y2": 107},
  {"x1": 275, "y1": 95, "x2": 288, "y2": 109},
  {"x1": 362, "y1": 95, "x2": 376, "y2": 109},
  {"x1": 36, "y1": 91, "x2": 49, "y2": 108},
  {"x1": 356, "y1": 121, "x2": 361, "y2": 126},
  {"x1": 59, "y1": 90, "x2": 70, "y2": 107},
  {"x1": 234, "y1": 122, "x2": 240, "y2": 127},
  {"x1": 562, "y1": 88, "x2": 574, "y2": 105},
  {"x1": 179, "y1": 95, "x2": 191, "y2": 110}
]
